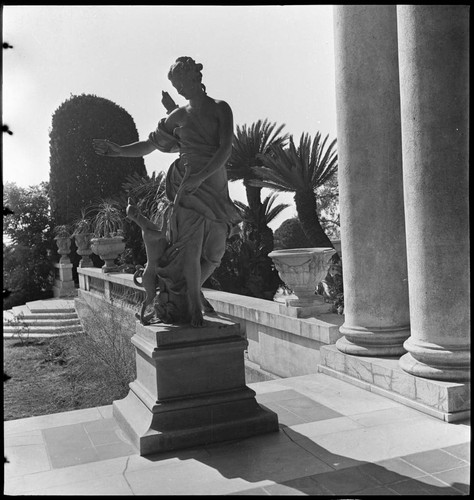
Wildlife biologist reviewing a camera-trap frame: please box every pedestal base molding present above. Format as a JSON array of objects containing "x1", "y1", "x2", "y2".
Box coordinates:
[
  {"x1": 319, "y1": 345, "x2": 470, "y2": 422},
  {"x1": 113, "y1": 315, "x2": 279, "y2": 456}
]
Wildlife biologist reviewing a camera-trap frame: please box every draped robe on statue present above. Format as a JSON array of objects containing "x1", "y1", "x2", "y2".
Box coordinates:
[{"x1": 147, "y1": 113, "x2": 241, "y2": 323}]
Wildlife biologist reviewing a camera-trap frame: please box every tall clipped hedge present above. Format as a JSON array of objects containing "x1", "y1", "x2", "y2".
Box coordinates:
[{"x1": 49, "y1": 93, "x2": 147, "y2": 226}]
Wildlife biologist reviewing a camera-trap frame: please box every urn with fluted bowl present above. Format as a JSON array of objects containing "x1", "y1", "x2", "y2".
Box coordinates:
[{"x1": 269, "y1": 247, "x2": 336, "y2": 317}]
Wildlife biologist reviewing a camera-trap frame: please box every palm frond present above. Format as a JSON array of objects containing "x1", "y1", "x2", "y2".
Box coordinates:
[{"x1": 227, "y1": 119, "x2": 289, "y2": 182}]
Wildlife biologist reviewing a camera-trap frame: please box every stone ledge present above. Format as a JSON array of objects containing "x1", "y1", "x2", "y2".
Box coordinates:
[{"x1": 318, "y1": 345, "x2": 470, "y2": 422}]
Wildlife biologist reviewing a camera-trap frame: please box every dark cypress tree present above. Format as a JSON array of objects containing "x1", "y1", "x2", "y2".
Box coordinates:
[{"x1": 49, "y1": 93, "x2": 147, "y2": 227}]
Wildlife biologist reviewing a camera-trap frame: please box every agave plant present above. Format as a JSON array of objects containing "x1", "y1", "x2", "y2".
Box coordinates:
[
  {"x1": 251, "y1": 132, "x2": 338, "y2": 249},
  {"x1": 90, "y1": 199, "x2": 124, "y2": 238},
  {"x1": 121, "y1": 170, "x2": 168, "y2": 224}
]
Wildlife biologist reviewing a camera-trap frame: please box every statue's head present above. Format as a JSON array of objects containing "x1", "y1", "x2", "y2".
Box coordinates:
[{"x1": 168, "y1": 56, "x2": 206, "y2": 98}]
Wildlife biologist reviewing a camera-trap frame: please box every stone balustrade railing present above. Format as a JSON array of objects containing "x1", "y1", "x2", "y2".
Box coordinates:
[{"x1": 76, "y1": 267, "x2": 344, "y2": 382}]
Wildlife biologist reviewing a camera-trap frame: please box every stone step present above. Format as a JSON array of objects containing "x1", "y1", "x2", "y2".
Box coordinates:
[
  {"x1": 27, "y1": 306, "x2": 76, "y2": 314},
  {"x1": 3, "y1": 331, "x2": 77, "y2": 339},
  {"x1": 3, "y1": 324, "x2": 83, "y2": 335},
  {"x1": 9, "y1": 311, "x2": 79, "y2": 321},
  {"x1": 6, "y1": 317, "x2": 82, "y2": 327}
]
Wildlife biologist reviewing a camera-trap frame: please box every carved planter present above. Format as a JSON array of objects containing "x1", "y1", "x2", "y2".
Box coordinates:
[
  {"x1": 54, "y1": 236, "x2": 72, "y2": 264},
  {"x1": 269, "y1": 247, "x2": 336, "y2": 317},
  {"x1": 74, "y1": 232, "x2": 94, "y2": 268},
  {"x1": 91, "y1": 236, "x2": 125, "y2": 273}
]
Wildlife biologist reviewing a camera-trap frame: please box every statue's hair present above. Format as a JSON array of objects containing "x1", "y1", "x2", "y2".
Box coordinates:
[{"x1": 168, "y1": 56, "x2": 206, "y2": 93}]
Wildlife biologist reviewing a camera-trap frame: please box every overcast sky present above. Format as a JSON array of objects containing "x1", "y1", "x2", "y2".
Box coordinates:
[{"x1": 2, "y1": 5, "x2": 337, "y2": 228}]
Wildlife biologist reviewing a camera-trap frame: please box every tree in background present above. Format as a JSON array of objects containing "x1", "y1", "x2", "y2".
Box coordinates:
[
  {"x1": 49, "y1": 93, "x2": 147, "y2": 272},
  {"x1": 207, "y1": 192, "x2": 289, "y2": 299},
  {"x1": 226, "y1": 119, "x2": 289, "y2": 252},
  {"x1": 3, "y1": 182, "x2": 54, "y2": 309},
  {"x1": 251, "y1": 132, "x2": 338, "y2": 250},
  {"x1": 274, "y1": 217, "x2": 312, "y2": 250}
]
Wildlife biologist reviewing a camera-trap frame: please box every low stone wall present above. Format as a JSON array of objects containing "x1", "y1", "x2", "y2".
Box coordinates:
[{"x1": 77, "y1": 268, "x2": 344, "y2": 381}]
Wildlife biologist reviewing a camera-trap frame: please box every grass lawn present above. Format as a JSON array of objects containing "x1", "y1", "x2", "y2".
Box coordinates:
[
  {"x1": 3, "y1": 338, "x2": 81, "y2": 420},
  {"x1": 4, "y1": 333, "x2": 133, "y2": 421}
]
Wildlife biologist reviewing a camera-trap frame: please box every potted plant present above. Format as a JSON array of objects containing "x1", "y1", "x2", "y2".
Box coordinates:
[
  {"x1": 53, "y1": 224, "x2": 72, "y2": 264},
  {"x1": 72, "y1": 209, "x2": 94, "y2": 268},
  {"x1": 90, "y1": 200, "x2": 126, "y2": 273}
]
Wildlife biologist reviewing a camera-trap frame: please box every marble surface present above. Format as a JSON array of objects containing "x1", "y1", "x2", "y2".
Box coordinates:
[{"x1": 319, "y1": 345, "x2": 470, "y2": 421}]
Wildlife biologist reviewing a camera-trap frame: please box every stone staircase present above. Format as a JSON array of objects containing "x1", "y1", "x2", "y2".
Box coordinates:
[{"x1": 3, "y1": 299, "x2": 83, "y2": 339}]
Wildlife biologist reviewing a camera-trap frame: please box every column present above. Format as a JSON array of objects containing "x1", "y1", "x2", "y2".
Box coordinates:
[
  {"x1": 397, "y1": 5, "x2": 470, "y2": 381},
  {"x1": 333, "y1": 5, "x2": 410, "y2": 355}
]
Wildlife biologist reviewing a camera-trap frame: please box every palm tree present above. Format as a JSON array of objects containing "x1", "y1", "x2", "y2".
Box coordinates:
[
  {"x1": 234, "y1": 191, "x2": 290, "y2": 254},
  {"x1": 251, "y1": 132, "x2": 338, "y2": 249},
  {"x1": 227, "y1": 119, "x2": 289, "y2": 250}
]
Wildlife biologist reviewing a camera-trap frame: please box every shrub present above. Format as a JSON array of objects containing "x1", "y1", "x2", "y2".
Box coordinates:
[{"x1": 274, "y1": 217, "x2": 312, "y2": 249}]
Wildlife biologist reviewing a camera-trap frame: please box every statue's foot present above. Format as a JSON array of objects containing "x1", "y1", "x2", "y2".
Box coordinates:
[{"x1": 191, "y1": 309, "x2": 205, "y2": 328}]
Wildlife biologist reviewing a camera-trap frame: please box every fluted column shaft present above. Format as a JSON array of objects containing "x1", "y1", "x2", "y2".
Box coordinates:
[
  {"x1": 333, "y1": 5, "x2": 410, "y2": 356},
  {"x1": 397, "y1": 5, "x2": 470, "y2": 381}
]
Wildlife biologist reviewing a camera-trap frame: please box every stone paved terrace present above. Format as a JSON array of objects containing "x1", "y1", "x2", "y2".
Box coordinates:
[{"x1": 4, "y1": 372, "x2": 470, "y2": 495}]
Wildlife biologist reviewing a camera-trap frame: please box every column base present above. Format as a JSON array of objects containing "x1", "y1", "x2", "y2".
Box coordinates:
[
  {"x1": 319, "y1": 345, "x2": 470, "y2": 422},
  {"x1": 336, "y1": 323, "x2": 410, "y2": 356},
  {"x1": 114, "y1": 314, "x2": 279, "y2": 456},
  {"x1": 399, "y1": 337, "x2": 470, "y2": 382}
]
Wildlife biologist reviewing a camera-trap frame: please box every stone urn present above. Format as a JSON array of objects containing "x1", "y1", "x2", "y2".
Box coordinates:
[
  {"x1": 54, "y1": 236, "x2": 72, "y2": 264},
  {"x1": 269, "y1": 247, "x2": 336, "y2": 317},
  {"x1": 91, "y1": 236, "x2": 125, "y2": 273},
  {"x1": 74, "y1": 232, "x2": 94, "y2": 268}
]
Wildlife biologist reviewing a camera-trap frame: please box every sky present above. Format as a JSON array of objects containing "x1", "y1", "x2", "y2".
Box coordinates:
[{"x1": 2, "y1": 5, "x2": 337, "y2": 229}]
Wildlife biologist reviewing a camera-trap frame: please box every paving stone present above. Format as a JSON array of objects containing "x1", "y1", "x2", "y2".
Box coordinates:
[{"x1": 401, "y1": 448, "x2": 469, "y2": 474}]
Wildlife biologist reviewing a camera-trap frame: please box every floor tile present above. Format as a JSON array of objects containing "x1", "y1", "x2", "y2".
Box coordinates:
[
  {"x1": 348, "y1": 406, "x2": 429, "y2": 427},
  {"x1": 296, "y1": 438, "x2": 362, "y2": 470},
  {"x1": 4, "y1": 429, "x2": 44, "y2": 447},
  {"x1": 125, "y1": 457, "x2": 259, "y2": 495},
  {"x1": 387, "y1": 476, "x2": 461, "y2": 496},
  {"x1": 33, "y1": 474, "x2": 134, "y2": 495},
  {"x1": 309, "y1": 465, "x2": 382, "y2": 494},
  {"x1": 255, "y1": 389, "x2": 301, "y2": 403},
  {"x1": 4, "y1": 406, "x2": 103, "y2": 434},
  {"x1": 441, "y1": 442, "x2": 471, "y2": 462},
  {"x1": 275, "y1": 396, "x2": 344, "y2": 421},
  {"x1": 358, "y1": 457, "x2": 426, "y2": 484},
  {"x1": 4, "y1": 456, "x2": 130, "y2": 495},
  {"x1": 432, "y1": 465, "x2": 470, "y2": 494},
  {"x1": 95, "y1": 440, "x2": 136, "y2": 461},
  {"x1": 303, "y1": 418, "x2": 470, "y2": 464},
  {"x1": 228, "y1": 486, "x2": 270, "y2": 495},
  {"x1": 258, "y1": 403, "x2": 308, "y2": 426},
  {"x1": 401, "y1": 448, "x2": 468, "y2": 474},
  {"x1": 352, "y1": 485, "x2": 400, "y2": 495},
  {"x1": 42, "y1": 423, "x2": 98, "y2": 468},
  {"x1": 4, "y1": 443, "x2": 51, "y2": 477},
  {"x1": 285, "y1": 416, "x2": 364, "y2": 440},
  {"x1": 263, "y1": 476, "x2": 333, "y2": 495},
  {"x1": 203, "y1": 440, "x2": 333, "y2": 485}
]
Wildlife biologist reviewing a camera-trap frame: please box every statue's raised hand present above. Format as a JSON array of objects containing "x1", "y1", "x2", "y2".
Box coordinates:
[
  {"x1": 92, "y1": 139, "x2": 122, "y2": 157},
  {"x1": 162, "y1": 91, "x2": 178, "y2": 114}
]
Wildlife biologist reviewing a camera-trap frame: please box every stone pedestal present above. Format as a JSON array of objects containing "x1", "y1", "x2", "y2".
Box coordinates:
[
  {"x1": 333, "y1": 5, "x2": 410, "y2": 356},
  {"x1": 397, "y1": 5, "x2": 470, "y2": 382},
  {"x1": 113, "y1": 315, "x2": 279, "y2": 456},
  {"x1": 53, "y1": 263, "x2": 76, "y2": 298},
  {"x1": 278, "y1": 295, "x2": 333, "y2": 318}
]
